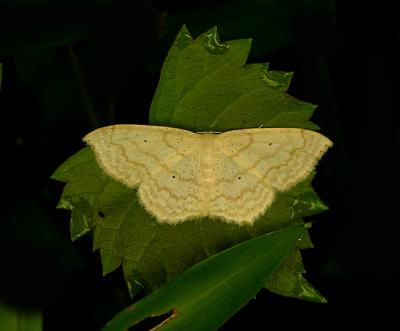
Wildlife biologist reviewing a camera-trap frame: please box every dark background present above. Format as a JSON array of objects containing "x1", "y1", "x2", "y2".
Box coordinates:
[{"x1": 0, "y1": 0, "x2": 399, "y2": 329}]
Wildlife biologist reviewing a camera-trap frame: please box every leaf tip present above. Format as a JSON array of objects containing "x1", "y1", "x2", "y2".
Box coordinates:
[
  {"x1": 197, "y1": 25, "x2": 230, "y2": 54},
  {"x1": 174, "y1": 24, "x2": 193, "y2": 49}
]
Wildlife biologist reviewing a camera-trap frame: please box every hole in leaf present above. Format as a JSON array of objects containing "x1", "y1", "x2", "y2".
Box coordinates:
[{"x1": 132, "y1": 309, "x2": 177, "y2": 331}]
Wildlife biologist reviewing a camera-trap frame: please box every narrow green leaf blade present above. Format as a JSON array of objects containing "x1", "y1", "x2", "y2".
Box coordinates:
[
  {"x1": 102, "y1": 225, "x2": 305, "y2": 331},
  {"x1": 0, "y1": 301, "x2": 42, "y2": 331}
]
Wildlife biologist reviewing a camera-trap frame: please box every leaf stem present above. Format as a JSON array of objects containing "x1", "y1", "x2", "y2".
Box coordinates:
[{"x1": 67, "y1": 44, "x2": 99, "y2": 129}]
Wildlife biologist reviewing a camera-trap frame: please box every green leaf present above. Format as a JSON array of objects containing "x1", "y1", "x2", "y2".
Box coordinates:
[
  {"x1": 149, "y1": 25, "x2": 318, "y2": 132},
  {"x1": 101, "y1": 225, "x2": 305, "y2": 331},
  {"x1": 52, "y1": 147, "x2": 321, "y2": 297},
  {"x1": 52, "y1": 25, "x2": 330, "y2": 301},
  {"x1": 265, "y1": 249, "x2": 327, "y2": 303},
  {"x1": 287, "y1": 172, "x2": 329, "y2": 219},
  {"x1": 163, "y1": 0, "x2": 336, "y2": 58},
  {"x1": 0, "y1": 300, "x2": 42, "y2": 331}
]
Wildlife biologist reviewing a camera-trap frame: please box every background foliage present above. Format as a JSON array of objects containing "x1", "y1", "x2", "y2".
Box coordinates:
[{"x1": 1, "y1": 0, "x2": 399, "y2": 329}]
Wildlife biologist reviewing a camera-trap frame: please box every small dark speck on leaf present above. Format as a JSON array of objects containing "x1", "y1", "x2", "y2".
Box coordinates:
[
  {"x1": 144, "y1": 139, "x2": 148, "y2": 143},
  {"x1": 172, "y1": 175, "x2": 176, "y2": 178},
  {"x1": 269, "y1": 143, "x2": 272, "y2": 146},
  {"x1": 98, "y1": 211, "x2": 105, "y2": 218},
  {"x1": 238, "y1": 177, "x2": 241, "y2": 180}
]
